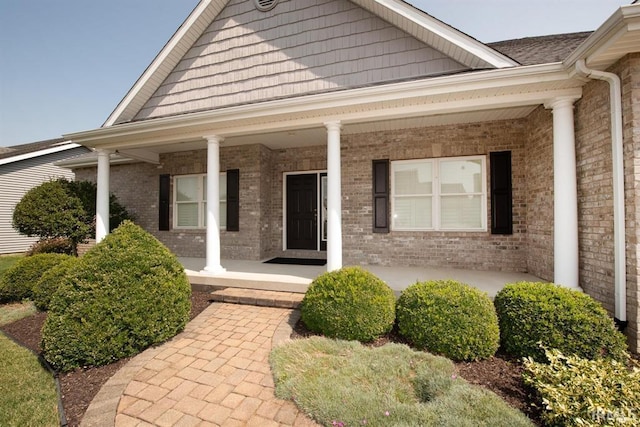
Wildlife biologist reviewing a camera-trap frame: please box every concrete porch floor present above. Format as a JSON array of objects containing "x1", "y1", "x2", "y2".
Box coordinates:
[{"x1": 180, "y1": 257, "x2": 542, "y2": 297}]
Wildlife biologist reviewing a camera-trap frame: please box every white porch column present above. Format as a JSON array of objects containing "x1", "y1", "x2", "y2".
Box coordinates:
[
  {"x1": 325, "y1": 121, "x2": 343, "y2": 271},
  {"x1": 202, "y1": 135, "x2": 225, "y2": 275},
  {"x1": 546, "y1": 97, "x2": 581, "y2": 290},
  {"x1": 95, "y1": 149, "x2": 111, "y2": 243}
]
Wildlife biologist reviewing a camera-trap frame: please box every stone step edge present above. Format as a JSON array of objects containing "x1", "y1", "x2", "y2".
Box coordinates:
[{"x1": 209, "y1": 288, "x2": 304, "y2": 309}]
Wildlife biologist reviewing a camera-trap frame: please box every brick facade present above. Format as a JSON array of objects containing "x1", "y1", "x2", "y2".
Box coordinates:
[
  {"x1": 572, "y1": 53, "x2": 640, "y2": 351},
  {"x1": 619, "y1": 53, "x2": 640, "y2": 351},
  {"x1": 524, "y1": 106, "x2": 554, "y2": 281},
  {"x1": 74, "y1": 56, "x2": 640, "y2": 350}
]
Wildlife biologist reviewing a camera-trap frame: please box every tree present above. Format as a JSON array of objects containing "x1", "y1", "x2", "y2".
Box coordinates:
[
  {"x1": 12, "y1": 179, "x2": 134, "y2": 255},
  {"x1": 58, "y1": 179, "x2": 132, "y2": 236},
  {"x1": 13, "y1": 180, "x2": 90, "y2": 254}
]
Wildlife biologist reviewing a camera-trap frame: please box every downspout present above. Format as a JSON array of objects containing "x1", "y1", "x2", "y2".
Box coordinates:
[{"x1": 575, "y1": 59, "x2": 627, "y2": 330}]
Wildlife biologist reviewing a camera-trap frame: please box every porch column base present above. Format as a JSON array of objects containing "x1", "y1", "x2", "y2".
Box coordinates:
[{"x1": 200, "y1": 265, "x2": 226, "y2": 275}]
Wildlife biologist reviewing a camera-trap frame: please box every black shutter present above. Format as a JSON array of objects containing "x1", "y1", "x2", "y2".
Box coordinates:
[
  {"x1": 159, "y1": 174, "x2": 170, "y2": 231},
  {"x1": 490, "y1": 151, "x2": 513, "y2": 235},
  {"x1": 372, "y1": 159, "x2": 389, "y2": 233},
  {"x1": 226, "y1": 169, "x2": 239, "y2": 232}
]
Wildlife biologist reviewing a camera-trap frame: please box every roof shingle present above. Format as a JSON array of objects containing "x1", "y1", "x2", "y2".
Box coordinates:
[{"x1": 488, "y1": 32, "x2": 593, "y2": 66}]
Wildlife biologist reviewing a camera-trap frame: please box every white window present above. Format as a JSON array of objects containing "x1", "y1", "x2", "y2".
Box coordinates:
[
  {"x1": 391, "y1": 156, "x2": 486, "y2": 231},
  {"x1": 174, "y1": 174, "x2": 226, "y2": 229}
]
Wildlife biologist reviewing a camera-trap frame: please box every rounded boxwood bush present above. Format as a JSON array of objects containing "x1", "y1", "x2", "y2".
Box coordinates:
[
  {"x1": 494, "y1": 282, "x2": 628, "y2": 362},
  {"x1": 396, "y1": 280, "x2": 499, "y2": 361},
  {"x1": 300, "y1": 266, "x2": 395, "y2": 342},
  {"x1": 32, "y1": 256, "x2": 79, "y2": 311},
  {"x1": 41, "y1": 221, "x2": 191, "y2": 371},
  {"x1": 0, "y1": 253, "x2": 71, "y2": 303}
]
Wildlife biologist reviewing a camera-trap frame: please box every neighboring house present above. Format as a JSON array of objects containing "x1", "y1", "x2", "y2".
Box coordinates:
[
  {"x1": 63, "y1": 0, "x2": 640, "y2": 351},
  {"x1": 0, "y1": 138, "x2": 90, "y2": 254}
]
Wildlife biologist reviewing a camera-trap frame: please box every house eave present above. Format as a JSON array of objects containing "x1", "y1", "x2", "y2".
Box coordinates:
[
  {"x1": 565, "y1": 3, "x2": 640, "y2": 70},
  {"x1": 66, "y1": 63, "x2": 578, "y2": 150},
  {"x1": 0, "y1": 142, "x2": 81, "y2": 166}
]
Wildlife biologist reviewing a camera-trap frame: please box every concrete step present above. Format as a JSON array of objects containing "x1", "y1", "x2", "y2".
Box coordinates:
[{"x1": 209, "y1": 287, "x2": 304, "y2": 309}]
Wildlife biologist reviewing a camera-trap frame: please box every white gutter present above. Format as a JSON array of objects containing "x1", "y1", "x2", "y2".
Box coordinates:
[{"x1": 575, "y1": 59, "x2": 626, "y2": 327}]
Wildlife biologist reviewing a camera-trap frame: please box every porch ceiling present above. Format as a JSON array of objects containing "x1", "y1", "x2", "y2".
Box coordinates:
[{"x1": 144, "y1": 105, "x2": 538, "y2": 152}]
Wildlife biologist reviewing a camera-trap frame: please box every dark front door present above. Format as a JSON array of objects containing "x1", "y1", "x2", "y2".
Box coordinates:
[{"x1": 287, "y1": 174, "x2": 318, "y2": 250}]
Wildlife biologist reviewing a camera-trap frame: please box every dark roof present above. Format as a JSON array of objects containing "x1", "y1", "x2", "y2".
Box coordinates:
[
  {"x1": 488, "y1": 32, "x2": 592, "y2": 66},
  {"x1": 0, "y1": 138, "x2": 67, "y2": 161}
]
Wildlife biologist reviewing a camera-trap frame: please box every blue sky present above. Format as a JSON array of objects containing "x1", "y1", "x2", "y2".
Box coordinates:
[{"x1": 0, "y1": 0, "x2": 631, "y2": 147}]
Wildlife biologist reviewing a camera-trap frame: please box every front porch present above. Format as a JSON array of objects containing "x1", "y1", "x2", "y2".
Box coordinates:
[{"x1": 181, "y1": 257, "x2": 542, "y2": 297}]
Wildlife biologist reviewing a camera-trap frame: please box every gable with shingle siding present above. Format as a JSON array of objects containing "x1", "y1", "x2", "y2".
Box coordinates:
[{"x1": 134, "y1": 0, "x2": 466, "y2": 121}]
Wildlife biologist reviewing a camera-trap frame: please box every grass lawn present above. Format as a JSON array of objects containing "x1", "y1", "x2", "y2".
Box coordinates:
[
  {"x1": 271, "y1": 336, "x2": 534, "y2": 426},
  {"x1": 1, "y1": 270, "x2": 59, "y2": 427},
  {"x1": 0, "y1": 301, "x2": 37, "y2": 326},
  {"x1": 0, "y1": 334, "x2": 59, "y2": 426}
]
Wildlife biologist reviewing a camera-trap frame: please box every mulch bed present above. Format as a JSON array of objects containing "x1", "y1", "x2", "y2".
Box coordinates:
[{"x1": 0, "y1": 291, "x2": 214, "y2": 427}]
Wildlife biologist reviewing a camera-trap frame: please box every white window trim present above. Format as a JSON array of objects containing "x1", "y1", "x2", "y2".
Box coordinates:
[
  {"x1": 391, "y1": 155, "x2": 487, "y2": 232},
  {"x1": 173, "y1": 173, "x2": 226, "y2": 230}
]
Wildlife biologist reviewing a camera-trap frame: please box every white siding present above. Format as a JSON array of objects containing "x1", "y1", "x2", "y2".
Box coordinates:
[
  {"x1": 134, "y1": 0, "x2": 467, "y2": 120},
  {"x1": 0, "y1": 147, "x2": 89, "y2": 254}
]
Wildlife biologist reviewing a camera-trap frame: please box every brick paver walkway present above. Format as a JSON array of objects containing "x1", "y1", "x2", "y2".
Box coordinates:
[{"x1": 81, "y1": 302, "x2": 317, "y2": 427}]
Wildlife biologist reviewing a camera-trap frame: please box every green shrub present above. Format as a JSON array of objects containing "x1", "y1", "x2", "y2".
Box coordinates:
[
  {"x1": 0, "y1": 253, "x2": 71, "y2": 303},
  {"x1": 32, "y1": 257, "x2": 79, "y2": 311},
  {"x1": 300, "y1": 267, "x2": 395, "y2": 342},
  {"x1": 41, "y1": 221, "x2": 191, "y2": 371},
  {"x1": 27, "y1": 237, "x2": 74, "y2": 256},
  {"x1": 494, "y1": 282, "x2": 628, "y2": 362},
  {"x1": 523, "y1": 348, "x2": 639, "y2": 426},
  {"x1": 12, "y1": 180, "x2": 90, "y2": 255},
  {"x1": 396, "y1": 280, "x2": 499, "y2": 361}
]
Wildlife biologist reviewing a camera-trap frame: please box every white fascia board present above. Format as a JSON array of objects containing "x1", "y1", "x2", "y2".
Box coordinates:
[
  {"x1": 0, "y1": 142, "x2": 81, "y2": 166},
  {"x1": 370, "y1": 0, "x2": 518, "y2": 68},
  {"x1": 66, "y1": 63, "x2": 570, "y2": 147},
  {"x1": 565, "y1": 4, "x2": 640, "y2": 68},
  {"x1": 104, "y1": 0, "x2": 219, "y2": 127},
  {"x1": 55, "y1": 153, "x2": 137, "y2": 169}
]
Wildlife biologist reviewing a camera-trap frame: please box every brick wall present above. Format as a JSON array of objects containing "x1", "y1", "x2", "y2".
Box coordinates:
[
  {"x1": 338, "y1": 121, "x2": 528, "y2": 270},
  {"x1": 619, "y1": 53, "x2": 640, "y2": 351},
  {"x1": 575, "y1": 77, "x2": 615, "y2": 313},
  {"x1": 573, "y1": 53, "x2": 640, "y2": 352},
  {"x1": 76, "y1": 146, "x2": 267, "y2": 260},
  {"x1": 524, "y1": 106, "x2": 554, "y2": 281}
]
